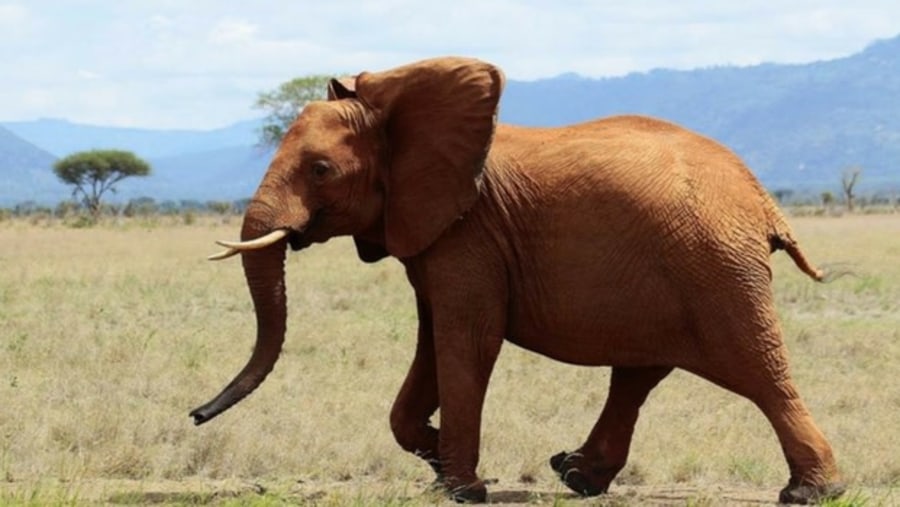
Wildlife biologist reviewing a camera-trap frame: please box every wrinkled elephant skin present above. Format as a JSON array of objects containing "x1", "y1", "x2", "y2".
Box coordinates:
[{"x1": 192, "y1": 57, "x2": 846, "y2": 505}]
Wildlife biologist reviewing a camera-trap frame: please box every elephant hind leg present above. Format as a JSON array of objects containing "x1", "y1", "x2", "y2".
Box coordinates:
[
  {"x1": 690, "y1": 318, "x2": 844, "y2": 504},
  {"x1": 746, "y1": 370, "x2": 845, "y2": 504},
  {"x1": 552, "y1": 366, "x2": 673, "y2": 496}
]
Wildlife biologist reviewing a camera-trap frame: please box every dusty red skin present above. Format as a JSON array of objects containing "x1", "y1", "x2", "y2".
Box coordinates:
[{"x1": 192, "y1": 57, "x2": 844, "y2": 505}]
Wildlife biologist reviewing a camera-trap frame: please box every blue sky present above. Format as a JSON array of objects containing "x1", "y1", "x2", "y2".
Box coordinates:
[{"x1": 2, "y1": 1, "x2": 898, "y2": 130}]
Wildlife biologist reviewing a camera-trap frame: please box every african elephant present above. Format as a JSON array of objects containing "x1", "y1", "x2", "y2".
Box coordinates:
[{"x1": 191, "y1": 57, "x2": 845, "y2": 504}]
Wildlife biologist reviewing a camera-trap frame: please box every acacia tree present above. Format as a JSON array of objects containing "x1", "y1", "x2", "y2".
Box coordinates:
[
  {"x1": 840, "y1": 166, "x2": 862, "y2": 212},
  {"x1": 254, "y1": 75, "x2": 331, "y2": 147},
  {"x1": 53, "y1": 149, "x2": 151, "y2": 219}
]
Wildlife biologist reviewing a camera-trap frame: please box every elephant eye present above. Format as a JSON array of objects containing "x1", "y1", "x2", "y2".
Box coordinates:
[{"x1": 311, "y1": 161, "x2": 331, "y2": 178}]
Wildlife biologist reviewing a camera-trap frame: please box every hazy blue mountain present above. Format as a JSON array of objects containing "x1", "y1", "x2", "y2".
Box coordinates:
[
  {"x1": 3, "y1": 34, "x2": 900, "y2": 206},
  {"x1": 1, "y1": 118, "x2": 263, "y2": 159},
  {"x1": 113, "y1": 145, "x2": 274, "y2": 202},
  {"x1": 0, "y1": 126, "x2": 56, "y2": 168},
  {"x1": 0, "y1": 118, "x2": 270, "y2": 205},
  {"x1": 0, "y1": 126, "x2": 67, "y2": 205},
  {"x1": 500, "y1": 35, "x2": 900, "y2": 191}
]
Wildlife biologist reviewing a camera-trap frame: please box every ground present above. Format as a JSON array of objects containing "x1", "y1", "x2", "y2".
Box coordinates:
[{"x1": 0, "y1": 213, "x2": 898, "y2": 506}]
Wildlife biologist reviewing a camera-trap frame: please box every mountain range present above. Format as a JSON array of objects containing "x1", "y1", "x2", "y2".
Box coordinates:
[
  {"x1": 0, "y1": 126, "x2": 64, "y2": 204},
  {"x1": 0, "y1": 118, "x2": 275, "y2": 205},
  {"x1": 3, "y1": 35, "x2": 900, "y2": 206}
]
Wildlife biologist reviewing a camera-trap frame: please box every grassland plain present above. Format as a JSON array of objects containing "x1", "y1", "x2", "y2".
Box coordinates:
[{"x1": 0, "y1": 214, "x2": 898, "y2": 506}]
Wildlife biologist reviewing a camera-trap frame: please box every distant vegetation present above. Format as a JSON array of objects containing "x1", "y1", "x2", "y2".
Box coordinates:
[
  {"x1": 2, "y1": 145, "x2": 898, "y2": 225},
  {"x1": 254, "y1": 75, "x2": 330, "y2": 147},
  {"x1": 53, "y1": 149, "x2": 151, "y2": 221},
  {"x1": 2, "y1": 189, "x2": 896, "y2": 230},
  {"x1": 0, "y1": 197, "x2": 250, "y2": 227}
]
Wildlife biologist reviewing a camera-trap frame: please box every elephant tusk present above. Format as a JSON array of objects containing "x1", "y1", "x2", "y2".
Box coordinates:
[
  {"x1": 206, "y1": 229, "x2": 289, "y2": 261},
  {"x1": 207, "y1": 248, "x2": 240, "y2": 261},
  {"x1": 215, "y1": 229, "x2": 289, "y2": 251}
]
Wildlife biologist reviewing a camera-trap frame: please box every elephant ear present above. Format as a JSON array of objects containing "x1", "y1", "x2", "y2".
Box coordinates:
[
  {"x1": 327, "y1": 76, "x2": 357, "y2": 100},
  {"x1": 355, "y1": 57, "x2": 505, "y2": 258}
]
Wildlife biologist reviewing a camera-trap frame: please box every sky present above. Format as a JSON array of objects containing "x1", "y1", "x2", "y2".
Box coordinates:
[{"x1": 2, "y1": 1, "x2": 899, "y2": 130}]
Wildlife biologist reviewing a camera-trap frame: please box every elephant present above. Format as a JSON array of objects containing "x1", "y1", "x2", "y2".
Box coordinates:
[{"x1": 191, "y1": 57, "x2": 845, "y2": 504}]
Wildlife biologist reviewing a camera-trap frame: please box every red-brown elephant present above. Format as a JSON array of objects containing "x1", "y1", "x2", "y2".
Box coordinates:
[{"x1": 191, "y1": 57, "x2": 845, "y2": 504}]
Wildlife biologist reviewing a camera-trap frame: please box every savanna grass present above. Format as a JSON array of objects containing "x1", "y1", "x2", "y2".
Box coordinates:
[{"x1": 1, "y1": 214, "x2": 898, "y2": 504}]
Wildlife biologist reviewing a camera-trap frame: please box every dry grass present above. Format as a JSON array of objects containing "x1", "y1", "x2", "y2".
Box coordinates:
[{"x1": 0, "y1": 215, "x2": 898, "y2": 505}]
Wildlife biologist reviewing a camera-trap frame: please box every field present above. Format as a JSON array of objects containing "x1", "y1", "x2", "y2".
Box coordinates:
[{"x1": 1, "y1": 214, "x2": 898, "y2": 506}]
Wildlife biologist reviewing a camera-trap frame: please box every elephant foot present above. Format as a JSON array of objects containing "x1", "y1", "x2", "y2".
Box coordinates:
[
  {"x1": 550, "y1": 450, "x2": 618, "y2": 497},
  {"x1": 778, "y1": 480, "x2": 846, "y2": 505},
  {"x1": 422, "y1": 458, "x2": 485, "y2": 503},
  {"x1": 420, "y1": 454, "x2": 485, "y2": 503},
  {"x1": 427, "y1": 476, "x2": 486, "y2": 504}
]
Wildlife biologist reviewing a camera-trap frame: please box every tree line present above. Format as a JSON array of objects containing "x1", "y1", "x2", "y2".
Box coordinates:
[{"x1": 2, "y1": 197, "x2": 251, "y2": 220}]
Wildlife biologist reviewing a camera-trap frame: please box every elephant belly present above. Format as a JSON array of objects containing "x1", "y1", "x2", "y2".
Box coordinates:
[{"x1": 504, "y1": 264, "x2": 691, "y2": 368}]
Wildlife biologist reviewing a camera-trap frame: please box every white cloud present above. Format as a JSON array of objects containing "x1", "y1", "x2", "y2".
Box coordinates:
[
  {"x1": 20, "y1": 88, "x2": 54, "y2": 109},
  {"x1": 1, "y1": 0, "x2": 898, "y2": 129},
  {"x1": 76, "y1": 69, "x2": 101, "y2": 80},
  {"x1": 149, "y1": 14, "x2": 173, "y2": 30},
  {"x1": 0, "y1": 2, "x2": 32, "y2": 40},
  {"x1": 0, "y1": 2, "x2": 27, "y2": 23},
  {"x1": 208, "y1": 19, "x2": 259, "y2": 45}
]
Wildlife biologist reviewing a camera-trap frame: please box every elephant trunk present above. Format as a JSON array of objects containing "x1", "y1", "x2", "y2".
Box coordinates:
[{"x1": 190, "y1": 210, "x2": 288, "y2": 425}]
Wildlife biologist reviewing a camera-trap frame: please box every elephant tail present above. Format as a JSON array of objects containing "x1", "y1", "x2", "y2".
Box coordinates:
[
  {"x1": 770, "y1": 233, "x2": 826, "y2": 282},
  {"x1": 760, "y1": 184, "x2": 834, "y2": 282}
]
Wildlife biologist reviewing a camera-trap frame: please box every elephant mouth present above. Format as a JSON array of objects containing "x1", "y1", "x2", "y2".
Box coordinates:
[
  {"x1": 288, "y1": 231, "x2": 311, "y2": 251},
  {"x1": 287, "y1": 210, "x2": 321, "y2": 251}
]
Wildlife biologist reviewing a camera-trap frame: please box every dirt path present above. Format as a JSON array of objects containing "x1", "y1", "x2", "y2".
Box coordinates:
[{"x1": 0, "y1": 478, "x2": 810, "y2": 505}]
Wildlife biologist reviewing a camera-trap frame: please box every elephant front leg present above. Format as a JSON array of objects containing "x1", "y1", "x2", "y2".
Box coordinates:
[
  {"x1": 432, "y1": 325, "x2": 505, "y2": 503},
  {"x1": 390, "y1": 298, "x2": 441, "y2": 476},
  {"x1": 552, "y1": 366, "x2": 672, "y2": 496}
]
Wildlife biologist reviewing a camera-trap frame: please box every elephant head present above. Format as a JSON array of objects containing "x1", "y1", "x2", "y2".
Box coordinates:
[{"x1": 190, "y1": 57, "x2": 505, "y2": 425}]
